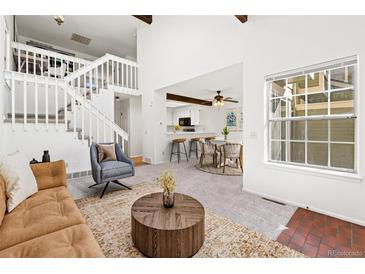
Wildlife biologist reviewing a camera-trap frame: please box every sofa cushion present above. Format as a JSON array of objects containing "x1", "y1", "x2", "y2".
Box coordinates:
[
  {"x1": 0, "y1": 175, "x2": 6, "y2": 226},
  {"x1": 30, "y1": 160, "x2": 67, "y2": 190},
  {"x1": 0, "y1": 186, "x2": 85, "y2": 251},
  {"x1": 100, "y1": 161, "x2": 132, "y2": 180},
  {"x1": 97, "y1": 143, "x2": 117, "y2": 163},
  {"x1": 0, "y1": 150, "x2": 38, "y2": 212},
  {"x1": 0, "y1": 224, "x2": 104, "y2": 258}
]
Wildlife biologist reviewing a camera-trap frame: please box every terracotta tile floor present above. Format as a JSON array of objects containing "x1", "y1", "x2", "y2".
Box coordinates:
[{"x1": 276, "y1": 208, "x2": 365, "y2": 258}]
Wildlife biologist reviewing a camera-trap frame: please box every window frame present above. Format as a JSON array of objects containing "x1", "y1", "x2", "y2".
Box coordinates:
[{"x1": 265, "y1": 56, "x2": 358, "y2": 174}]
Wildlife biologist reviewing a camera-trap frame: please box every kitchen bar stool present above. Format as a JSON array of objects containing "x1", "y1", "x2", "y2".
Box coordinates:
[
  {"x1": 205, "y1": 136, "x2": 216, "y2": 144},
  {"x1": 170, "y1": 138, "x2": 189, "y2": 163},
  {"x1": 189, "y1": 137, "x2": 200, "y2": 159}
]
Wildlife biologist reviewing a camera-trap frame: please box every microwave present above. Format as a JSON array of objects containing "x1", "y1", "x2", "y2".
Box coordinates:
[{"x1": 179, "y1": 117, "x2": 191, "y2": 126}]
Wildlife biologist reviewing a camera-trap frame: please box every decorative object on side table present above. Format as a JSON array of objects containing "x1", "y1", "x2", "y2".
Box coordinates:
[
  {"x1": 29, "y1": 158, "x2": 39, "y2": 164},
  {"x1": 42, "y1": 150, "x2": 50, "y2": 162},
  {"x1": 155, "y1": 170, "x2": 176, "y2": 208},
  {"x1": 221, "y1": 126, "x2": 230, "y2": 141}
]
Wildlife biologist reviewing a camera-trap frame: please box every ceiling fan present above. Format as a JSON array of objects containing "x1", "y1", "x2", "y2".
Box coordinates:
[{"x1": 212, "y1": 90, "x2": 239, "y2": 108}]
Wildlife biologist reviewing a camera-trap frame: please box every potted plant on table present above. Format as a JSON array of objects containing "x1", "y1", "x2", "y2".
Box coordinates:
[
  {"x1": 174, "y1": 124, "x2": 182, "y2": 133},
  {"x1": 221, "y1": 126, "x2": 230, "y2": 141},
  {"x1": 155, "y1": 170, "x2": 176, "y2": 208}
]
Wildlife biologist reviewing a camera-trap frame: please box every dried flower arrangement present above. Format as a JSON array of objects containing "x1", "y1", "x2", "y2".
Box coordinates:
[{"x1": 155, "y1": 170, "x2": 176, "y2": 194}]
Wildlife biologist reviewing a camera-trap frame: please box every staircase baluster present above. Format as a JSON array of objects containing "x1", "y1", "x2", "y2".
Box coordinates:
[
  {"x1": 64, "y1": 85, "x2": 68, "y2": 131},
  {"x1": 47, "y1": 55, "x2": 50, "y2": 77},
  {"x1": 33, "y1": 52, "x2": 36, "y2": 75},
  {"x1": 111, "y1": 60, "x2": 114, "y2": 86},
  {"x1": 40, "y1": 54, "x2": 43, "y2": 76},
  {"x1": 23, "y1": 74, "x2": 27, "y2": 129},
  {"x1": 89, "y1": 70, "x2": 93, "y2": 101},
  {"x1": 11, "y1": 71, "x2": 15, "y2": 130},
  {"x1": 117, "y1": 62, "x2": 120, "y2": 86},
  {"x1": 55, "y1": 79, "x2": 58, "y2": 129},
  {"x1": 82, "y1": 75, "x2": 86, "y2": 143},
  {"x1": 96, "y1": 66, "x2": 99, "y2": 95},
  {"x1": 101, "y1": 63, "x2": 104, "y2": 90},
  {"x1": 35, "y1": 76, "x2": 38, "y2": 130},
  {"x1": 106, "y1": 60, "x2": 109, "y2": 88},
  {"x1": 17, "y1": 47, "x2": 20, "y2": 72},
  {"x1": 73, "y1": 87, "x2": 76, "y2": 139},
  {"x1": 26, "y1": 50, "x2": 28, "y2": 74},
  {"x1": 89, "y1": 103, "x2": 92, "y2": 145},
  {"x1": 61, "y1": 60, "x2": 64, "y2": 79},
  {"x1": 54, "y1": 58, "x2": 57, "y2": 79},
  {"x1": 121, "y1": 63, "x2": 124, "y2": 88},
  {"x1": 45, "y1": 77, "x2": 49, "y2": 130}
]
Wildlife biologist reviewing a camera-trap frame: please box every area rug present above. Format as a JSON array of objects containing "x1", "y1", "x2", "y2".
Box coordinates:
[
  {"x1": 75, "y1": 182, "x2": 304, "y2": 258},
  {"x1": 195, "y1": 163, "x2": 243, "y2": 176}
]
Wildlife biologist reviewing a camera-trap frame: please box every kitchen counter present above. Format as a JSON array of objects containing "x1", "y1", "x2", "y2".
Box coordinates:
[{"x1": 166, "y1": 131, "x2": 216, "y2": 136}]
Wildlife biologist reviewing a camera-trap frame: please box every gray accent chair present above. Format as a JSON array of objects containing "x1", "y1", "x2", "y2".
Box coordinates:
[{"x1": 90, "y1": 142, "x2": 134, "y2": 198}]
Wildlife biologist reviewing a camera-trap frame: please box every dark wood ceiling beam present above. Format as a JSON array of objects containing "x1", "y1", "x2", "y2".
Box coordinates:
[
  {"x1": 166, "y1": 93, "x2": 212, "y2": 106},
  {"x1": 235, "y1": 15, "x2": 248, "y2": 23},
  {"x1": 133, "y1": 15, "x2": 153, "y2": 24}
]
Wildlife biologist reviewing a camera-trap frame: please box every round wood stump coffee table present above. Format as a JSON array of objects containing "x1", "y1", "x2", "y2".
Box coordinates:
[{"x1": 131, "y1": 192, "x2": 205, "y2": 258}]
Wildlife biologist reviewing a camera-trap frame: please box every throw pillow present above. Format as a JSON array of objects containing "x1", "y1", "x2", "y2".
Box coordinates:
[
  {"x1": 0, "y1": 150, "x2": 38, "y2": 212},
  {"x1": 97, "y1": 144, "x2": 117, "y2": 163}
]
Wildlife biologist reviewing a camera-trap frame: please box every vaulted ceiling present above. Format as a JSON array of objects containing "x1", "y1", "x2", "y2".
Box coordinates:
[{"x1": 16, "y1": 15, "x2": 147, "y2": 59}]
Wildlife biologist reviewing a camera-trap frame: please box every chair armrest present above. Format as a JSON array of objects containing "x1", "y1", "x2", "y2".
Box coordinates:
[
  {"x1": 90, "y1": 145, "x2": 102, "y2": 184},
  {"x1": 115, "y1": 144, "x2": 135, "y2": 176},
  {"x1": 30, "y1": 160, "x2": 67, "y2": 190}
]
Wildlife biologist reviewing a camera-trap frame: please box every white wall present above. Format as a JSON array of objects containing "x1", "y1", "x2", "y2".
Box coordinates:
[
  {"x1": 129, "y1": 96, "x2": 142, "y2": 157},
  {"x1": 138, "y1": 15, "x2": 365, "y2": 225},
  {"x1": 200, "y1": 104, "x2": 243, "y2": 143},
  {"x1": 3, "y1": 123, "x2": 90, "y2": 173}
]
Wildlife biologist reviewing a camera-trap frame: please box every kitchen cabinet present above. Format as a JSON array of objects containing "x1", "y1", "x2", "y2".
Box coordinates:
[{"x1": 171, "y1": 106, "x2": 200, "y2": 125}]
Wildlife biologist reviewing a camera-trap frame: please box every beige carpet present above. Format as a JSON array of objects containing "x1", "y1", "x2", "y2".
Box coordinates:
[
  {"x1": 75, "y1": 182, "x2": 304, "y2": 258},
  {"x1": 195, "y1": 163, "x2": 243, "y2": 176}
]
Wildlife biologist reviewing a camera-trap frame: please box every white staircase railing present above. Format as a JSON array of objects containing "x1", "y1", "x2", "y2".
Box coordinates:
[
  {"x1": 6, "y1": 43, "x2": 136, "y2": 151},
  {"x1": 62, "y1": 82, "x2": 129, "y2": 145},
  {"x1": 11, "y1": 42, "x2": 91, "y2": 79},
  {"x1": 6, "y1": 71, "x2": 128, "y2": 149},
  {"x1": 64, "y1": 53, "x2": 139, "y2": 100}
]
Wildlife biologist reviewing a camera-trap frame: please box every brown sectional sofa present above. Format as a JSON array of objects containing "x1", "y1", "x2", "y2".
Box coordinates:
[{"x1": 0, "y1": 160, "x2": 104, "y2": 258}]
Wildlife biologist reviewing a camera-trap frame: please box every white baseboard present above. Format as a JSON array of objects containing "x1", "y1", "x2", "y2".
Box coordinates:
[{"x1": 243, "y1": 187, "x2": 365, "y2": 226}]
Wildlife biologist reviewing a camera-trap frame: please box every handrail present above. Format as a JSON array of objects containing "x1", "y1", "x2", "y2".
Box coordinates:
[
  {"x1": 64, "y1": 52, "x2": 139, "y2": 96},
  {"x1": 12, "y1": 41, "x2": 91, "y2": 65},
  {"x1": 64, "y1": 54, "x2": 108, "y2": 82},
  {"x1": 62, "y1": 83, "x2": 128, "y2": 141},
  {"x1": 64, "y1": 53, "x2": 138, "y2": 82}
]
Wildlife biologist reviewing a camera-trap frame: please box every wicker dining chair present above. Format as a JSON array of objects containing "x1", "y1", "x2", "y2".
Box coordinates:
[
  {"x1": 198, "y1": 138, "x2": 220, "y2": 168},
  {"x1": 221, "y1": 143, "x2": 243, "y2": 173}
]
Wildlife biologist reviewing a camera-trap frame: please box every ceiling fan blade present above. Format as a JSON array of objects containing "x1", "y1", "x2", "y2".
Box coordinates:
[
  {"x1": 224, "y1": 97, "x2": 233, "y2": 100},
  {"x1": 223, "y1": 99, "x2": 239, "y2": 103}
]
